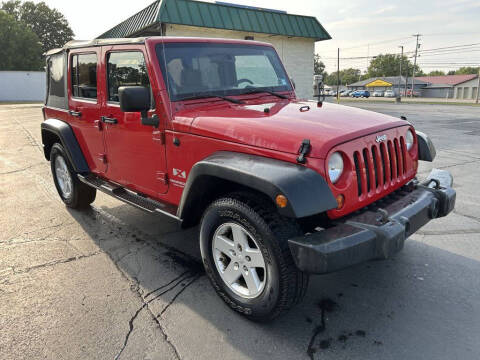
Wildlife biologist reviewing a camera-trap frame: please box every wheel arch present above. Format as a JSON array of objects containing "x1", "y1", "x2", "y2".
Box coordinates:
[
  {"x1": 178, "y1": 152, "x2": 337, "y2": 228},
  {"x1": 41, "y1": 119, "x2": 89, "y2": 173}
]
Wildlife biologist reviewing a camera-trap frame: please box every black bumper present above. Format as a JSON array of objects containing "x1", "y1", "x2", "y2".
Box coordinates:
[{"x1": 288, "y1": 169, "x2": 456, "y2": 274}]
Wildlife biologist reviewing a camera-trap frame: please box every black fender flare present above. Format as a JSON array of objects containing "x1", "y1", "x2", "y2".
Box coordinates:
[
  {"x1": 177, "y1": 152, "x2": 337, "y2": 221},
  {"x1": 41, "y1": 119, "x2": 90, "y2": 173},
  {"x1": 416, "y1": 131, "x2": 436, "y2": 162}
]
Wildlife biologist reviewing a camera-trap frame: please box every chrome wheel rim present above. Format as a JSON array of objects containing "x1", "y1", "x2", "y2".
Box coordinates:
[
  {"x1": 55, "y1": 156, "x2": 73, "y2": 198},
  {"x1": 212, "y1": 222, "x2": 266, "y2": 299}
]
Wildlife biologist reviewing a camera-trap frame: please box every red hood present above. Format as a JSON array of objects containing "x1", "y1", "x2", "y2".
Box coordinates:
[{"x1": 173, "y1": 100, "x2": 410, "y2": 159}]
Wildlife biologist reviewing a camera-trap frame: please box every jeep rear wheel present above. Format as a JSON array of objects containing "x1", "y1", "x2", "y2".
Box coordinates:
[
  {"x1": 50, "y1": 143, "x2": 96, "y2": 209},
  {"x1": 200, "y1": 194, "x2": 309, "y2": 321}
]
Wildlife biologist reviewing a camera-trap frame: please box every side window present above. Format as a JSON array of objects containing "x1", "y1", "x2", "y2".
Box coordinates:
[
  {"x1": 46, "y1": 53, "x2": 67, "y2": 109},
  {"x1": 107, "y1": 52, "x2": 150, "y2": 102},
  {"x1": 71, "y1": 53, "x2": 98, "y2": 99}
]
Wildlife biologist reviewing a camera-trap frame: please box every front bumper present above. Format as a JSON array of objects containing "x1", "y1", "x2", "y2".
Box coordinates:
[{"x1": 288, "y1": 169, "x2": 456, "y2": 274}]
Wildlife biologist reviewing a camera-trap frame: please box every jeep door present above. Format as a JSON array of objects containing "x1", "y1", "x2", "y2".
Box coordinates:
[
  {"x1": 101, "y1": 46, "x2": 168, "y2": 197},
  {"x1": 68, "y1": 48, "x2": 107, "y2": 174}
]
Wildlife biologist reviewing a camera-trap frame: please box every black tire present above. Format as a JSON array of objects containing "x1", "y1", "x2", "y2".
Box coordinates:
[
  {"x1": 50, "y1": 143, "x2": 96, "y2": 209},
  {"x1": 199, "y1": 193, "x2": 309, "y2": 321}
]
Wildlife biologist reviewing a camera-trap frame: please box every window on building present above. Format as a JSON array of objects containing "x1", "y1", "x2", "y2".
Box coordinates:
[
  {"x1": 463, "y1": 87, "x2": 469, "y2": 99},
  {"x1": 107, "y1": 52, "x2": 150, "y2": 102},
  {"x1": 456, "y1": 87, "x2": 462, "y2": 99},
  {"x1": 71, "y1": 53, "x2": 98, "y2": 99}
]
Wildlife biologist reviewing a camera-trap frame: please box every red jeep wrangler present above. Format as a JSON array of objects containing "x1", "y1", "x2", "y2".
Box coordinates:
[{"x1": 42, "y1": 37, "x2": 455, "y2": 321}]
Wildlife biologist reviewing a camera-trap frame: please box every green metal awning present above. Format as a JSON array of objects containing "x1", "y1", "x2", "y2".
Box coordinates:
[{"x1": 97, "y1": 0, "x2": 331, "y2": 41}]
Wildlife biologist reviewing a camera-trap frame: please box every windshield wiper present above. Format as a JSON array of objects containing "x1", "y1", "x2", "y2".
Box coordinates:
[
  {"x1": 240, "y1": 88, "x2": 289, "y2": 99},
  {"x1": 178, "y1": 94, "x2": 244, "y2": 104}
]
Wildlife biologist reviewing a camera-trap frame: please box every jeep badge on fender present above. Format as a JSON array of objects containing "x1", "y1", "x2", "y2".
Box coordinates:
[{"x1": 41, "y1": 37, "x2": 456, "y2": 321}]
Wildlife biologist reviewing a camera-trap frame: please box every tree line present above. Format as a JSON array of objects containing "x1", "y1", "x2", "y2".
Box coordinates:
[
  {"x1": 315, "y1": 54, "x2": 479, "y2": 86},
  {"x1": 0, "y1": 0, "x2": 74, "y2": 71}
]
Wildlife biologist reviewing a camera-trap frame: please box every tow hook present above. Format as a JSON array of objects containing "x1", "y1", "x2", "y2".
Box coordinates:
[
  {"x1": 376, "y1": 208, "x2": 389, "y2": 224},
  {"x1": 296, "y1": 139, "x2": 311, "y2": 164}
]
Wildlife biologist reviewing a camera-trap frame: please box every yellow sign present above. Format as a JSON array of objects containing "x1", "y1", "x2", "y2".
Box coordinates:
[{"x1": 366, "y1": 79, "x2": 393, "y2": 87}]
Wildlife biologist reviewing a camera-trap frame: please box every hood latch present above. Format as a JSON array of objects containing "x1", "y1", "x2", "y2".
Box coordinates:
[{"x1": 297, "y1": 139, "x2": 311, "y2": 164}]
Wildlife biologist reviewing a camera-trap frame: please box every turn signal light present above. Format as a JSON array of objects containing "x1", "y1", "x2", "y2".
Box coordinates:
[
  {"x1": 276, "y1": 194, "x2": 288, "y2": 208},
  {"x1": 336, "y1": 194, "x2": 345, "y2": 209}
]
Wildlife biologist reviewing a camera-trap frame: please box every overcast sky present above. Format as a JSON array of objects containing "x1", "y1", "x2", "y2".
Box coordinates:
[{"x1": 39, "y1": 0, "x2": 480, "y2": 73}]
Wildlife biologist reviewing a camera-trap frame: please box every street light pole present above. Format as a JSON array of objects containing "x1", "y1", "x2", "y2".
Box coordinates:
[
  {"x1": 411, "y1": 34, "x2": 421, "y2": 98},
  {"x1": 476, "y1": 68, "x2": 480, "y2": 104},
  {"x1": 399, "y1": 45, "x2": 403, "y2": 98},
  {"x1": 337, "y1": 48, "x2": 340, "y2": 103}
]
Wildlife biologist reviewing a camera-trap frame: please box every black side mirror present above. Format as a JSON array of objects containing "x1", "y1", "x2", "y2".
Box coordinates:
[{"x1": 118, "y1": 86, "x2": 159, "y2": 127}]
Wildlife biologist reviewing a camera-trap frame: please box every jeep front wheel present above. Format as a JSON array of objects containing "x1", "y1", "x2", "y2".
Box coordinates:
[
  {"x1": 199, "y1": 194, "x2": 308, "y2": 321},
  {"x1": 50, "y1": 143, "x2": 96, "y2": 209}
]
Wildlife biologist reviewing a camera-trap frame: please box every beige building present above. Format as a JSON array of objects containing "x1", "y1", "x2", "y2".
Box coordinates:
[
  {"x1": 98, "y1": 0, "x2": 331, "y2": 99},
  {"x1": 454, "y1": 76, "x2": 479, "y2": 100}
]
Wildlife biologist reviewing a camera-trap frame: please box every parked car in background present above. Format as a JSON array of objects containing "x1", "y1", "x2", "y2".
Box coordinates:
[
  {"x1": 323, "y1": 88, "x2": 333, "y2": 96},
  {"x1": 401, "y1": 89, "x2": 421, "y2": 97},
  {"x1": 372, "y1": 90, "x2": 384, "y2": 97},
  {"x1": 340, "y1": 90, "x2": 351, "y2": 97},
  {"x1": 351, "y1": 90, "x2": 370, "y2": 98},
  {"x1": 384, "y1": 89, "x2": 396, "y2": 97}
]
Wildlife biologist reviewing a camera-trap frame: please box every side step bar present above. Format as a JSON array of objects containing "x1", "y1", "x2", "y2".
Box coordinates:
[{"x1": 78, "y1": 174, "x2": 180, "y2": 221}]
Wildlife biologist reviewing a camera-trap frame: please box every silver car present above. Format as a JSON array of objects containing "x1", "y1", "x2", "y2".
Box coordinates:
[
  {"x1": 384, "y1": 89, "x2": 396, "y2": 97},
  {"x1": 372, "y1": 90, "x2": 384, "y2": 97}
]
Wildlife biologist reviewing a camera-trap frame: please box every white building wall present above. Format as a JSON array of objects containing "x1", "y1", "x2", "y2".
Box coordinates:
[
  {"x1": 165, "y1": 24, "x2": 315, "y2": 99},
  {"x1": 0, "y1": 71, "x2": 46, "y2": 102},
  {"x1": 454, "y1": 77, "x2": 479, "y2": 100}
]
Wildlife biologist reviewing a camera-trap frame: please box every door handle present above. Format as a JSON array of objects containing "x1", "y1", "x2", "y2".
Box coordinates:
[
  {"x1": 101, "y1": 116, "x2": 118, "y2": 124},
  {"x1": 69, "y1": 110, "x2": 82, "y2": 118}
]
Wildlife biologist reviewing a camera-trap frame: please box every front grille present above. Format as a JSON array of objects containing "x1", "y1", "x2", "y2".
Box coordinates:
[{"x1": 354, "y1": 136, "x2": 407, "y2": 198}]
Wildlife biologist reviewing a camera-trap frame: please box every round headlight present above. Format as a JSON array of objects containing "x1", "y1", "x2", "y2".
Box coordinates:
[
  {"x1": 406, "y1": 129, "x2": 414, "y2": 151},
  {"x1": 328, "y1": 152, "x2": 344, "y2": 184}
]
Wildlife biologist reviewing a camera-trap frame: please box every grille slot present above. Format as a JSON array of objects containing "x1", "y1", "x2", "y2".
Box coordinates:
[
  {"x1": 354, "y1": 152, "x2": 363, "y2": 196},
  {"x1": 354, "y1": 135, "x2": 407, "y2": 198}
]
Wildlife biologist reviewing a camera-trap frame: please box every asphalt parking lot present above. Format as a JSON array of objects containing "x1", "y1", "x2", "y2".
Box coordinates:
[{"x1": 1, "y1": 102, "x2": 480, "y2": 360}]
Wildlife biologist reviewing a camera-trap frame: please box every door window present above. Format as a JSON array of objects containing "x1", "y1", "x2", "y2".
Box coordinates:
[
  {"x1": 71, "y1": 53, "x2": 98, "y2": 100},
  {"x1": 107, "y1": 52, "x2": 150, "y2": 102}
]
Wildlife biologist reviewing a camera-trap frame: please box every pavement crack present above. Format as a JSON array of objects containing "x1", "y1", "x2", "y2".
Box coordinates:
[
  {"x1": 114, "y1": 273, "x2": 194, "y2": 360},
  {"x1": 417, "y1": 229, "x2": 480, "y2": 236},
  {"x1": 11, "y1": 252, "x2": 102, "y2": 275},
  {"x1": 453, "y1": 210, "x2": 480, "y2": 223},
  {"x1": 0, "y1": 163, "x2": 41, "y2": 175},
  {"x1": 307, "y1": 299, "x2": 338, "y2": 360},
  {"x1": 158, "y1": 274, "x2": 201, "y2": 318},
  {"x1": 437, "y1": 159, "x2": 480, "y2": 170}
]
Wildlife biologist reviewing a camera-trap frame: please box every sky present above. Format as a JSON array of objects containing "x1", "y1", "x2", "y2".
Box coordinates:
[{"x1": 36, "y1": 0, "x2": 480, "y2": 74}]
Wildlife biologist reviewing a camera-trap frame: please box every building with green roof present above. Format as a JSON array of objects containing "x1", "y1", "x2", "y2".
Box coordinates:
[{"x1": 98, "y1": 0, "x2": 331, "y2": 99}]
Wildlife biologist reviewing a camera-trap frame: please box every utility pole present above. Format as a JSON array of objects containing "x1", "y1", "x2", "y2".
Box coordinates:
[
  {"x1": 411, "y1": 34, "x2": 421, "y2": 98},
  {"x1": 337, "y1": 48, "x2": 340, "y2": 103},
  {"x1": 398, "y1": 45, "x2": 403, "y2": 98},
  {"x1": 476, "y1": 68, "x2": 480, "y2": 104}
]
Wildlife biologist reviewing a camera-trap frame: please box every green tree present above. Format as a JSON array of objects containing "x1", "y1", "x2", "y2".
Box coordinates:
[
  {"x1": 455, "y1": 66, "x2": 480, "y2": 75},
  {"x1": 367, "y1": 54, "x2": 423, "y2": 78},
  {"x1": 314, "y1": 54, "x2": 326, "y2": 76},
  {"x1": 0, "y1": 11, "x2": 43, "y2": 70},
  {"x1": 324, "y1": 68, "x2": 362, "y2": 86},
  {"x1": 1, "y1": 0, "x2": 74, "y2": 53},
  {"x1": 428, "y1": 70, "x2": 445, "y2": 76}
]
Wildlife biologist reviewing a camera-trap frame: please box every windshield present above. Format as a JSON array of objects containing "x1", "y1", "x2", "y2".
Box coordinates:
[{"x1": 156, "y1": 42, "x2": 292, "y2": 101}]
